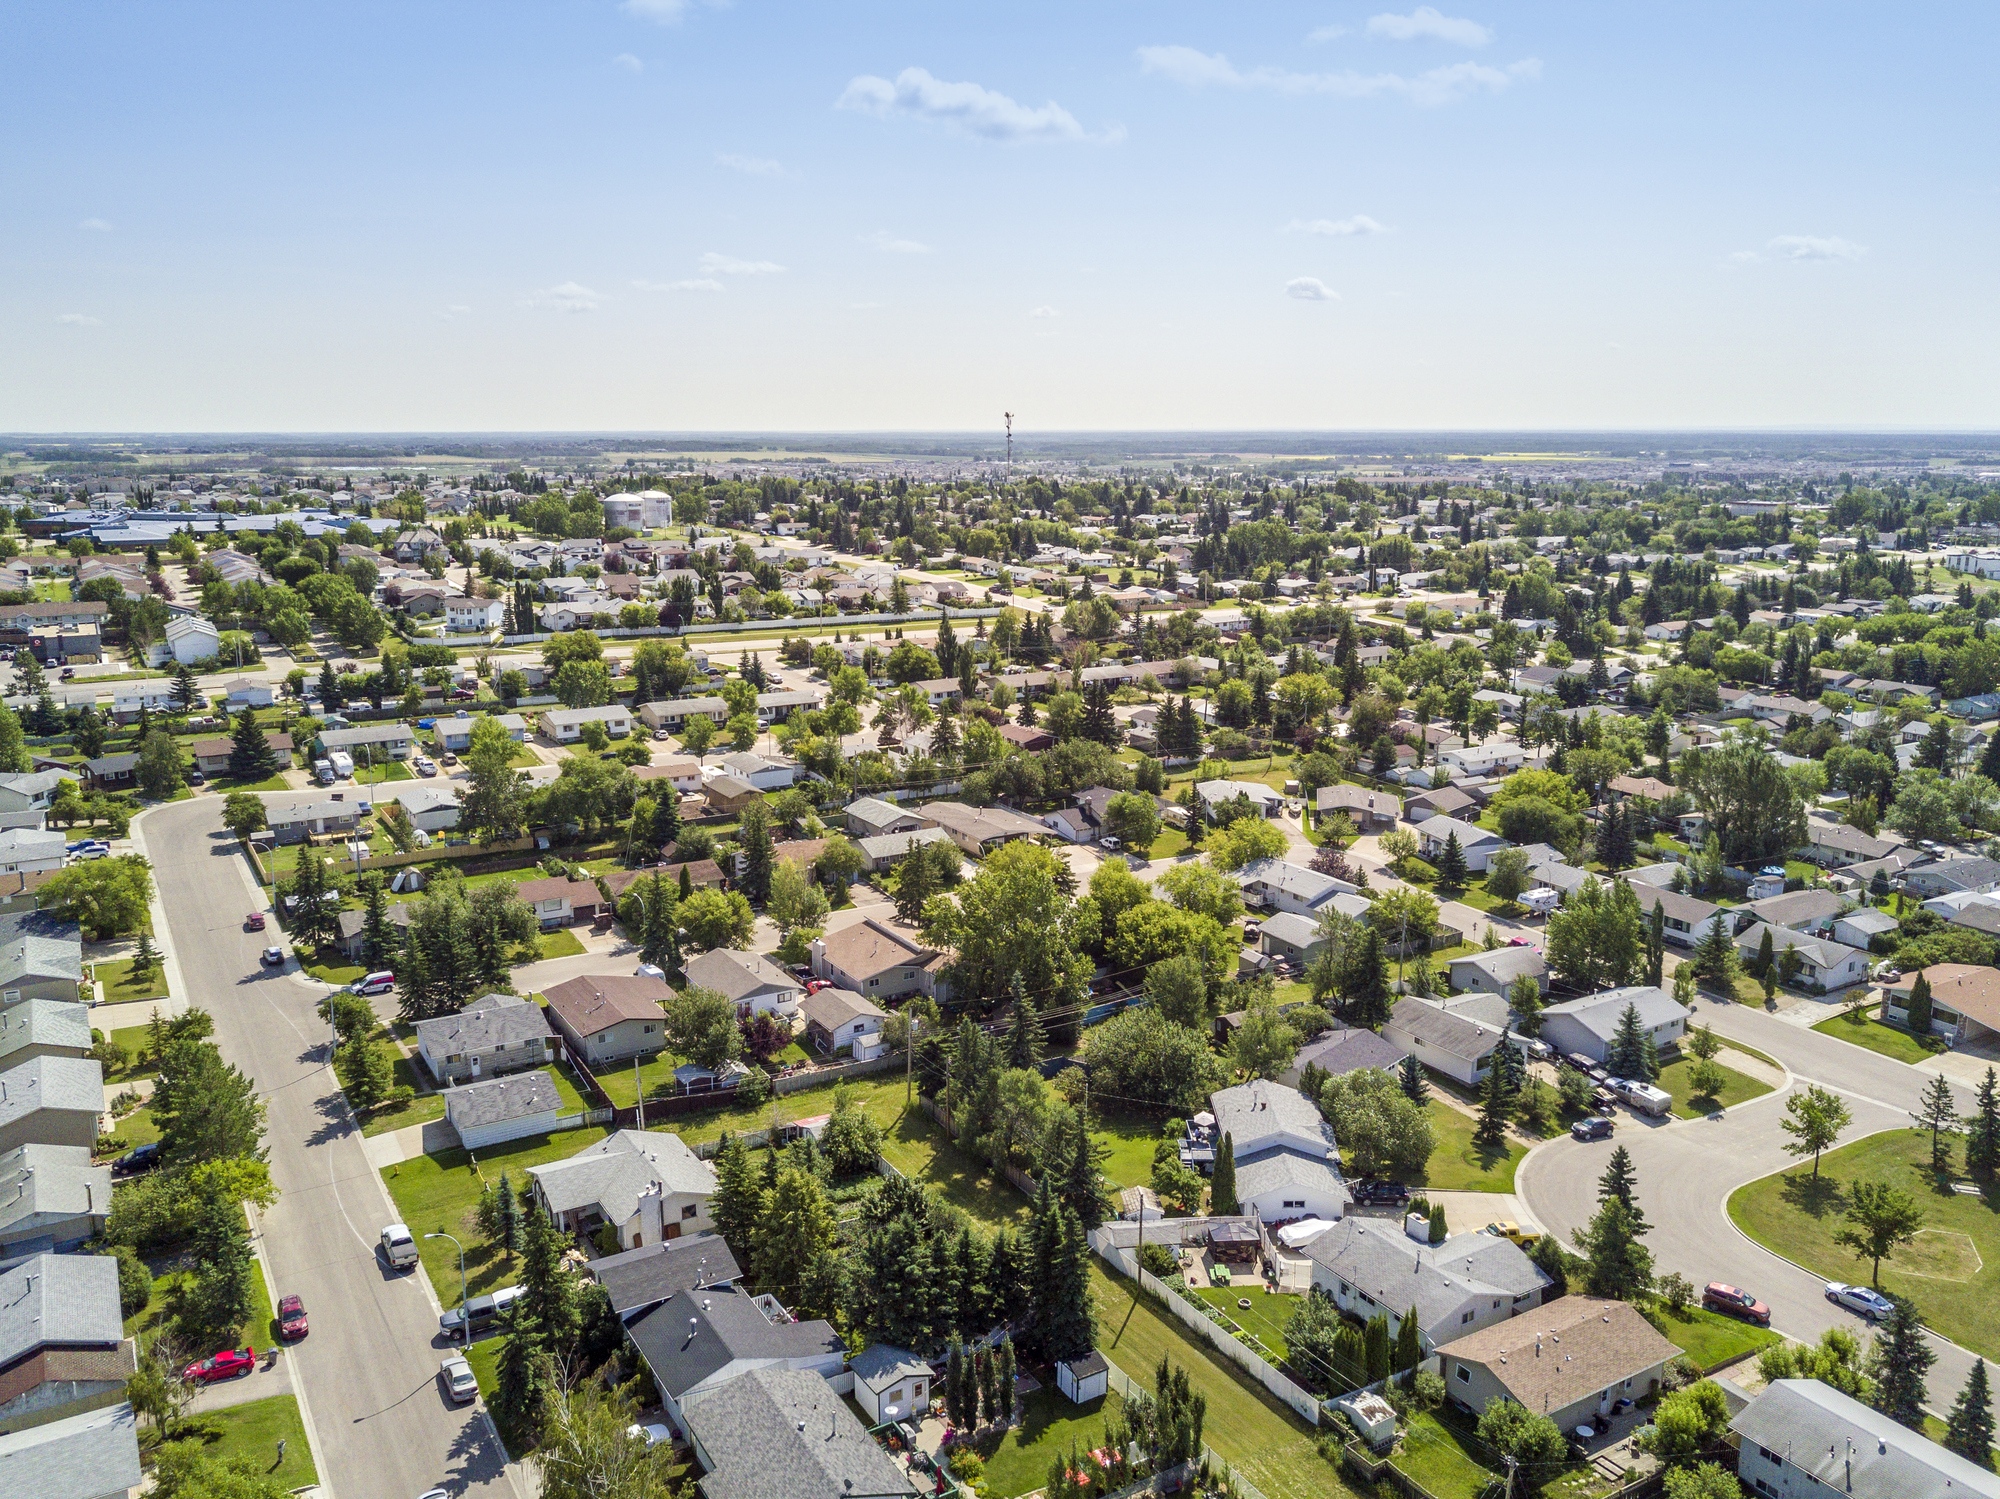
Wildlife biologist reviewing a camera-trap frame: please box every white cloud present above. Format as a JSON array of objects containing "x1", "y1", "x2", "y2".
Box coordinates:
[
  {"x1": 613, "y1": 53, "x2": 643, "y2": 73},
  {"x1": 56, "y1": 312, "x2": 102, "y2": 326},
  {"x1": 77, "y1": 218, "x2": 111, "y2": 232},
  {"x1": 1288, "y1": 215, "x2": 1387, "y2": 237},
  {"x1": 837, "y1": 66, "x2": 1115, "y2": 143},
  {"x1": 634, "y1": 277, "x2": 725, "y2": 292},
  {"x1": 717, "y1": 152, "x2": 783, "y2": 177},
  {"x1": 699, "y1": 252, "x2": 783, "y2": 275},
  {"x1": 439, "y1": 304, "x2": 471, "y2": 319},
  {"x1": 527, "y1": 281, "x2": 604, "y2": 312},
  {"x1": 1307, "y1": 25, "x2": 1346, "y2": 43},
  {"x1": 1030, "y1": 305, "x2": 1060, "y2": 318},
  {"x1": 865, "y1": 230, "x2": 931, "y2": 254},
  {"x1": 1138, "y1": 44, "x2": 1536, "y2": 106},
  {"x1": 1769, "y1": 234, "x2": 1866, "y2": 262},
  {"x1": 1285, "y1": 278, "x2": 1338, "y2": 301},
  {"x1": 1729, "y1": 236, "x2": 1867, "y2": 265},
  {"x1": 622, "y1": 0, "x2": 726, "y2": 23},
  {"x1": 1366, "y1": 7, "x2": 1493, "y2": 47}
]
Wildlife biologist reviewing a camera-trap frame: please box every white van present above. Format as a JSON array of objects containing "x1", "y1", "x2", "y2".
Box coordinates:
[{"x1": 380, "y1": 1222, "x2": 419, "y2": 1270}]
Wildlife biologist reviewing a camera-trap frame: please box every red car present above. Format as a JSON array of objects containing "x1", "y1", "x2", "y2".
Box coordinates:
[
  {"x1": 184, "y1": 1347, "x2": 256, "y2": 1383},
  {"x1": 244, "y1": 912, "x2": 266, "y2": 931},
  {"x1": 277, "y1": 1295, "x2": 308, "y2": 1341},
  {"x1": 1703, "y1": 1282, "x2": 1771, "y2": 1326}
]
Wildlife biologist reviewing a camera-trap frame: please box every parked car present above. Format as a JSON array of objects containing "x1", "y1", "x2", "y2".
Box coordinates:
[
  {"x1": 184, "y1": 1347, "x2": 256, "y2": 1384},
  {"x1": 277, "y1": 1295, "x2": 309, "y2": 1341},
  {"x1": 1570, "y1": 1116, "x2": 1614, "y2": 1142},
  {"x1": 351, "y1": 971, "x2": 395, "y2": 995},
  {"x1": 260, "y1": 946, "x2": 285, "y2": 967},
  {"x1": 114, "y1": 1141, "x2": 161, "y2": 1175},
  {"x1": 1562, "y1": 1052, "x2": 1608, "y2": 1082},
  {"x1": 653, "y1": 728, "x2": 672, "y2": 741},
  {"x1": 1350, "y1": 1179, "x2": 1409, "y2": 1206},
  {"x1": 380, "y1": 1222, "x2": 419, "y2": 1271},
  {"x1": 1484, "y1": 1221, "x2": 1536, "y2": 1245},
  {"x1": 414, "y1": 757, "x2": 438, "y2": 777},
  {"x1": 1826, "y1": 1282, "x2": 1896, "y2": 1321},
  {"x1": 440, "y1": 1284, "x2": 526, "y2": 1336},
  {"x1": 69, "y1": 845, "x2": 110, "y2": 862},
  {"x1": 188, "y1": 769, "x2": 206, "y2": 786},
  {"x1": 439, "y1": 1356, "x2": 477, "y2": 1404},
  {"x1": 66, "y1": 839, "x2": 110, "y2": 856},
  {"x1": 1703, "y1": 1282, "x2": 1771, "y2": 1325},
  {"x1": 244, "y1": 912, "x2": 266, "y2": 931}
]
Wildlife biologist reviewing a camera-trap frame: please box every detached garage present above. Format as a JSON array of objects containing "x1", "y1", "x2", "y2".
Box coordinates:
[{"x1": 445, "y1": 1071, "x2": 562, "y2": 1149}]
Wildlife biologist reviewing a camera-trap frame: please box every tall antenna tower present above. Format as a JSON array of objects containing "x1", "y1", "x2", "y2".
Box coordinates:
[{"x1": 1004, "y1": 412, "x2": 1013, "y2": 474}]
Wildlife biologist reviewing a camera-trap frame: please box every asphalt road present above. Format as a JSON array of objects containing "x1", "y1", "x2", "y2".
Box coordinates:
[
  {"x1": 1517, "y1": 990, "x2": 1982, "y2": 1410},
  {"x1": 138, "y1": 798, "x2": 519, "y2": 1499}
]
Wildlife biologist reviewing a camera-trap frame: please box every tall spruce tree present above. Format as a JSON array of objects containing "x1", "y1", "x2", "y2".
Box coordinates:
[
  {"x1": 1870, "y1": 1297, "x2": 1937, "y2": 1432},
  {"x1": 1968, "y1": 1068, "x2": 2000, "y2": 1183},
  {"x1": 1038, "y1": 1203, "x2": 1096, "y2": 1363},
  {"x1": 1433, "y1": 832, "x2": 1470, "y2": 890},
  {"x1": 1004, "y1": 972, "x2": 1047, "y2": 1070},
  {"x1": 1945, "y1": 1359, "x2": 1995, "y2": 1469},
  {"x1": 1473, "y1": 1051, "x2": 1513, "y2": 1146},
  {"x1": 226, "y1": 709, "x2": 279, "y2": 780},
  {"x1": 1607, "y1": 1001, "x2": 1658, "y2": 1081},
  {"x1": 1913, "y1": 1072, "x2": 1959, "y2": 1176},
  {"x1": 1209, "y1": 1134, "x2": 1239, "y2": 1216},
  {"x1": 1400, "y1": 1052, "x2": 1429, "y2": 1106},
  {"x1": 1579, "y1": 1195, "x2": 1653, "y2": 1301},
  {"x1": 1597, "y1": 1145, "x2": 1650, "y2": 1235},
  {"x1": 1906, "y1": 971, "x2": 1935, "y2": 1039}
]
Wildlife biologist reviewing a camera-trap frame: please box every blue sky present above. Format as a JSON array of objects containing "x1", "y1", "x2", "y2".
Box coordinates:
[{"x1": 5, "y1": 1, "x2": 1997, "y2": 433}]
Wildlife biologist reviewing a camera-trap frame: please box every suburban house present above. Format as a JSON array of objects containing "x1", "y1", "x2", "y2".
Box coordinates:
[
  {"x1": 528, "y1": 1129, "x2": 716, "y2": 1250},
  {"x1": 850, "y1": 1345, "x2": 933, "y2": 1426},
  {"x1": 445, "y1": 1071, "x2": 563, "y2": 1150},
  {"x1": 1729, "y1": 923, "x2": 1869, "y2": 992},
  {"x1": 707, "y1": 752, "x2": 796, "y2": 791},
  {"x1": 0, "y1": 1000, "x2": 91, "y2": 1065},
  {"x1": 514, "y1": 876, "x2": 604, "y2": 928},
  {"x1": 1434, "y1": 1296, "x2": 1682, "y2": 1434},
  {"x1": 266, "y1": 799, "x2": 368, "y2": 847},
  {"x1": 676, "y1": 1365, "x2": 909, "y2": 1499},
  {"x1": 0, "y1": 1253, "x2": 137, "y2": 1438},
  {"x1": 315, "y1": 723, "x2": 415, "y2": 762},
  {"x1": 0, "y1": 1401, "x2": 142, "y2": 1496},
  {"x1": 392, "y1": 783, "x2": 461, "y2": 832},
  {"x1": 191, "y1": 731, "x2": 294, "y2": 777},
  {"x1": 855, "y1": 827, "x2": 957, "y2": 873},
  {"x1": 0, "y1": 1056, "x2": 103, "y2": 1154},
  {"x1": 1210, "y1": 1079, "x2": 1348, "y2": 1223},
  {"x1": 223, "y1": 678, "x2": 276, "y2": 710},
  {"x1": 1314, "y1": 784, "x2": 1401, "y2": 831},
  {"x1": 1731, "y1": 1380, "x2": 2000, "y2": 1499},
  {"x1": 151, "y1": 613, "x2": 220, "y2": 666},
  {"x1": 1833, "y1": 906, "x2": 1900, "y2": 950},
  {"x1": 632, "y1": 758, "x2": 704, "y2": 796},
  {"x1": 810, "y1": 919, "x2": 943, "y2": 1003},
  {"x1": 1904, "y1": 857, "x2": 2000, "y2": 900},
  {"x1": 1404, "y1": 786, "x2": 1478, "y2": 824},
  {"x1": 1884, "y1": 965, "x2": 2000, "y2": 1047},
  {"x1": 684, "y1": 950, "x2": 803, "y2": 1019},
  {"x1": 334, "y1": 901, "x2": 412, "y2": 960},
  {"x1": 1446, "y1": 946, "x2": 1547, "y2": 999},
  {"x1": 1536, "y1": 986, "x2": 1690, "y2": 1066},
  {"x1": 435, "y1": 711, "x2": 527, "y2": 751},
  {"x1": 1798, "y1": 823, "x2": 1906, "y2": 869},
  {"x1": 1195, "y1": 779, "x2": 1284, "y2": 820},
  {"x1": 801, "y1": 987, "x2": 890, "y2": 1061},
  {"x1": 1635, "y1": 888, "x2": 1726, "y2": 949},
  {"x1": 1278, "y1": 1029, "x2": 1409, "y2": 1089},
  {"x1": 921, "y1": 800, "x2": 1048, "y2": 858},
  {"x1": 0, "y1": 771, "x2": 78, "y2": 831},
  {"x1": 0, "y1": 1144, "x2": 110, "y2": 1256},
  {"x1": 413, "y1": 993, "x2": 556, "y2": 1086},
  {"x1": 542, "y1": 973, "x2": 671, "y2": 1067},
  {"x1": 1257, "y1": 905, "x2": 1369, "y2": 965},
  {"x1": 539, "y1": 705, "x2": 634, "y2": 743},
  {"x1": 1438, "y1": 743, "x2": 1526, "y2": 778},
  {"x1": 1235, "y1": 857, "x2": 1358, "y2": 914},
  {"x1": 443, "y1": 595, "x2": 507, "y2": 632},
  {"x1": 1415, "y1": 817, "x2": 1512, "y2": 873},
  {"x1": 1382, "y1": 997, "x2": 1508, "y2": 1087},
  {"x1": 0, "y1": 830, "x2": 65, "y2": 876},
  {"x1": 637, "y1": 697, "x2": 731, "y2": 732},
  {"x1": 701, "y1": 775, "x2": 761, "y2": 816},
  {"x1": 1303, "y1": 1220, "x2": 1552, "y2": 1352},
  {"x1": 1734, "y1": 888, "x2": 1851, "y2": 939}
]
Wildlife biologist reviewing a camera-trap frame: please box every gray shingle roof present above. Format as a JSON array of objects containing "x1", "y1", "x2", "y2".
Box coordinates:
[
  {"x1": 0, "y1": 1000, "x2": 91, "y2": 1063},
  {"x1": 0, "y1": 1400, "x2": 142, "y2": 1499},
  {"x1": 1284, "y1": 1029, "x2": 1409, "y2": 1085},
  {"x1": 1384, "y1": 997, "x2": 1505, "y2": 1063},
  {"x1": 0, "y1": 1055, "x2": 104, "y2": 1130},
  {"x1": 412, "y1": 994, "x2": 552, "y2": 1057},
  {"x1": 590, "y1": 1232, "x2": 742, "y2": 1316},
  {"x1": 1234, "y1": 1151, "x2": 1348, "y2": 1206},
  {"x1": 850, "y1": 1343, "x2": 932, "y2": 1394},
  {"x1": 680, "y1": 1366, "x2": 918, "y2": 1499},
  {"x1": 684, "y1": 949, "x2": 798, "y2": 1005},
  {"x1": 1211, "y1": 1079, "x2": 1333, "y2": 1158},
  {"x1": 0, "y1": 935, "x2": 84, "y2": 988},
  {"x1": 529, "y1": 1128, "x2": 715, "y2": 1225},
  {"x1": 0, "y1": 1252, "x2": 122, "y2": 1363},
  {"x1": 1731, "y1": 1380, "x2": 2000, "y2": 1499},
  {"x1": 1538, "y1": 986, "x2": 1688, "y2": 1044},
  {"x1": 1741, "y1": 888, "x2": 1850, "y2": 930},
  {"x1": 1305, "y1": 1222, "x2": 1550, "y2": 1341},
  {"x1": 0, "y1": 1144, "x2": 110, "y2": 1240},
  {"x1": 444, "y1": 1071, "x2": 560, "y2": 1131}
]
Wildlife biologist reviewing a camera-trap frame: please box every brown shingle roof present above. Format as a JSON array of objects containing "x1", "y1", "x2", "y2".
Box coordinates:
[
  {"x1": 817, "y1": 919, "x2": 933, "y2": 983},
  {"x1": 515, "y1": 876, "x2": 603, "y2": 907},
  {"x1": 542, "y1": 974, "x2": 671, "y2": 1038},
  {"x1": 1887, "y1": 965, "x2": 2000, "y2": 1032},
  {"x1": 1433, "y1": 1296, "x2": 1681, "y2": 1416}
]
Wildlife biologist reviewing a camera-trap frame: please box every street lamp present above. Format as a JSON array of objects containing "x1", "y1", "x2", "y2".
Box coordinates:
[{"x1": 425, "y1": 1232, "x2": 468, "y2": 1349}]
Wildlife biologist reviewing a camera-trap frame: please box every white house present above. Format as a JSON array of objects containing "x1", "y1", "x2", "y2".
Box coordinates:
[
  {"x1": 1732, "y1": 1382, "x2": 2000, "y2": 1499},
  {"x1": 392, "y1": 783, "x2": 462, "y2": 832},
  {"x1": 0, "y1": 829, "x2": 68, "y2": 875},
  {"x1": 540, "y1": 705, "x2": 634, "y2": 743},
  {"x1": 1415, "y1": 816, "x2": 1512, "y2": 873},
  {"x1": 1234, "y1": 857, "x2": 1358, "y2": 915},
  {"x1": 150, "y1": 614, "x2": 220, "y2": 667},
  {"x1": 529, "y1": 1129, "x2": 716, "y2": 1250},
  {"x1": 1383, "y1": 996, "x2": 1507, "y2": 1087},
  {"x1": 445, "y1": 1071, "x2": 563, "y2": 1150},
  {"x1": 684, "y1": 950, "x2": 803, "y2": 1019},
  {"x1": 705, "y1": 752, "x2": 796, "y2": 791},
  {"x1": 1730, "y1": 922, "x2": 1869, "y2": 993},
  {"x1": 801, "y1": 987, "x2": 889, "y2": 1061},
  {"x1": 1536, "y1": 986, "x2": 1689, "y2": 1067},
  {"x1": 443, "y1": 595, "x2": 507, "y2": 632},
  {"x1": 1210, "y1": 1078, "x2": 1348, "y2": 1223},
  {"x1": 1303, "y1": 1219, "x2": 1552, "y2": 1352},
  {"x1": 1438, "y1": 744, "x2": 1526, "y2": 779}
]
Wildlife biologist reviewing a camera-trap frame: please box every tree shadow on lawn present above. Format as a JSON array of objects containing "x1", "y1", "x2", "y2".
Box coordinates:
[{"x1": 1777, "y1": 1170, "x2": 1845, "y2": 1219}]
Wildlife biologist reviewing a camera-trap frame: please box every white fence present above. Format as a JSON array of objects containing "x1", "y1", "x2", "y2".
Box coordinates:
[
  {"x1": 1097, "y1": 1359, "x2": 1272, "y2": 1499},
  {"x1": 1086, "y1": 1226, "x2": 1321, "y2": 1427}
]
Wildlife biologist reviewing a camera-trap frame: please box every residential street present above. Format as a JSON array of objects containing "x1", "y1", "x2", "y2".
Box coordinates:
[
  {"x1": 135, "y1": 799, "x2": 520, "y2": 1499},
  {"x1": 1518, "y1": 988, "x2": 1982, "y2": 1411}
]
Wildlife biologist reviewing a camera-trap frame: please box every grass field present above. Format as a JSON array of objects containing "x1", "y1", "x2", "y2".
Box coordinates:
[
  {"x1": 1655, "y1": 1056, "x2": 1774, "y2": 1118},
  {"x1": 1729, "y1": 1129, "x2": 2000, "y2": 1360},
  {"x1": 154, "y1": 1393, "x2": 319, "y2": 1490},
  {"x1": 880, "y1": 1107, "x2": 1033, "y2": 1233},
  {"x1": 94, "y1": 956, "x2": 170, "y2": 1004},
  {"x1": 126, "y1": 1253, "x2": 278, "y2": 1357},
  {"x1": 104, "y1": 1101, "x2": 161, "y2": 1151},
  {"x1": 1646, "y1": 1303, "x2": 1782, "y2": 1372},
  {"x1": 1391, "y1": 1408, "x2": 1501, "y2": 1499},
  {"x1": 380, "y1": 1123, "x2": 614, "y2": 1301},
  {"x1": 1409, "y1": 1099, "x2": 1526, "y2": 1192},
  {"x1": 353, "y1": 761, "x2": 414, "y2": 784},
  {"x1": 1812, "y1": 1010, "x2": 1940, "y2": 1065},
  {"x1": 1192, "y1": 1282, "x2": 1296, "y2": 1366},
  {"x1": 531, "y1": 928, "x2": 586, "y2": 961},
  {"x1": 1094, "y1": 1111, "x2": 1166, "y2": 1191},
  {"x1": 106, "y1": 1024, "x2": 161, "y2": 1082},
  {"x1": 974, "y1": 1386, "x2": 1126, "y2": 1498}
]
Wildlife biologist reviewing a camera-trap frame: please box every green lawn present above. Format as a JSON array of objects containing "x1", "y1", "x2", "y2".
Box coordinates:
[
  {"x1": 379, "y1": 1123, "x2": 614, "y2": 1301},
  {"x1": 1812, "y1": 1010, "x2": 1939, "y2": 1065},
  {"x1": 105, "y1": 1025, "x2": 161, "y2": 1082},
  {"x1": 358, "y1": 1034, "x2": 447, "y2": 1138},
  {"x1": 1729, "y1": 1129, "x2": 2000, "y2": 1360},
  {"x1": 1646, "y1": 1304, "x2": 1782, "y2": 1372},
  {"x1": 94, "y1": 957, "x2": 170, "y2": 1004},
  {"x1": 532, "y1": 928, "x2": 586, "y2": 960},
  {"x1": 973, "y1": 1387, "x2": 1126, "y2": 1498},
  {"x1": 1094, "y1": 1111, "x2": 1166, "y2": 1191},
  {"x1": 1391, "y1": 1408, "x2": 1502, "y2": 1499},
  {"x1": 126, "y1": 1252, "x2": 277, "y2": 1357},
  {"x1": 1145, "y1": 828, "x2": 1189, "y2": 862},
  {"x1": 353, "y1": 760, "x2": 414, "y2": 784},
  {"x1": 1407, "y1": 1099, "x2": 1526, "y2": 1192},
  {"x1": 103, "y1": 1101, "x2": 161, "y2": 1152},
  {"x1": 1091, "y1": 1262, "x2": 1336, "y2": 1499},
  {"x1": 154, "y1": 1393, "x2": 318, "y2": 1491},
  {"x1": 1654, "y1": 1056, "x2": 1774, "y2": 1119},
  {"x1": 880, "y1": 1107, "x2": 1033, "y2": 1234},
  {"x1": 1191, "y1": 1283, "x2": 1295, "y2": 1366}
]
